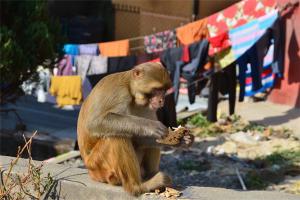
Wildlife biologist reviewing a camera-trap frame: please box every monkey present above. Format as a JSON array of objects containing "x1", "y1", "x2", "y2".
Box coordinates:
[{"x1": 77, "y1": 62, "x2": 193, "y2": 196}]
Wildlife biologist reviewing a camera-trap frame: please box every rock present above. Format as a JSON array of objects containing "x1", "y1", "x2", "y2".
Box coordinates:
[
  {"x1": 214, "y1": 141, "x2": 237, "y2": 155},
  {"x1": 230, "y1": 131, "x2": 258, "y2": 145}
]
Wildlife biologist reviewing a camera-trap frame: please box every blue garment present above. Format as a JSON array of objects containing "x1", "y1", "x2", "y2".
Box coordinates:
[
  {"x1": 63, "y1": 44, "x2": 79, "y2": 66},
  {"x1": 63, "y1": 44, "x2": 79, "y2": 55},
  {"x1": 229, "y1": 10, "x2": 278, "y2": 60},
  {"x1": 237, "y1": 45, "x2": 261, "y2": 102}
]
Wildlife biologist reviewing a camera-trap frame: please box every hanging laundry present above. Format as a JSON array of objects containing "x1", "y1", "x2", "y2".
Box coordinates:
[
  {"x1": 230, "y1": 10, "x2": 278, "y2": 60},
  {"x1": 207, "y1": 62, "x2": 237, "y2": 122},
  {"x1": 245, "y1": 42, "x2": 275, "y2": 97},
  {"x1": 98, "y1": 39, "x2": 130, "y2": 57},
  {"x1": 237, "y1": 45, "x2": 262, "y2": 101},
  {"x1": 237, "y1": 10, "x2": 281, "y2": 101},
  {"x1": 63, "y1": 44, "x2": 79, "y2": 66},
  {"x1": 63, "y1": 44, "x2": 79, "y2": 55},
  {"x1": 180, "y1": 40, "x2": 210, "y2": 104},
  {"x1": 160, "y1": 40, "x2": 210, "y2": 104},
  {"x1": 215, "y1": 10, "x2": 278, "y2": 69},
  {"x1": 208, "y1": 32, "x2": 231, "y2": 56},
  {"x1": 144, "y1": 30, "x2": 177, "y2": 53},
  {"x1": 79, "y1": 44, "x2": 99, "y2": 55},
  {"x1": 108, "y1": 55, "x2": 137, "y2": 73},
  {"x1": 75, "y1": 55, "x2": 108, "y2": 80},
  {"x1": 49, "y1": 76, "x2": 82, "y2": 107},
  {"x1": 160, "y1": 47, "x2": 183, "y2": 103},
  {"x1": 57, "y1": 55, "x2": 74, "y2": 76},
  {"x1": 207, "y1": 0, "x2": 276, "y2": 37},
  {"x1": 176, "y1": 18, "x2": 208, "y2": 45}
]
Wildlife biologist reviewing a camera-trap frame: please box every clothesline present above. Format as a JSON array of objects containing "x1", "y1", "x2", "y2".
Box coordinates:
[{"x1": 52, "y1": 0, "x2": 298, "y2": 108}]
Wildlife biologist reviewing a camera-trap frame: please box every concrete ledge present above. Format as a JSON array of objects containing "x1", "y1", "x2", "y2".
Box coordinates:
[{"x1": 1, "y1": 156, "x2": 299, "y2": 200}]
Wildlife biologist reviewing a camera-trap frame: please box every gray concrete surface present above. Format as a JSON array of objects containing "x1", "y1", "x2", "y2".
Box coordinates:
[
  {"x1": 0, "y1": 95, "x2": 79, "y2": 140},
  {"x1": 1, "y1": 155, "x2": 299, "y2": 200}
]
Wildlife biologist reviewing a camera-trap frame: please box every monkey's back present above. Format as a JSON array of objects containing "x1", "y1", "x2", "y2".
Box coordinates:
[{"x1": 77, "y1": 71, "x2": 132, "y2": 159}]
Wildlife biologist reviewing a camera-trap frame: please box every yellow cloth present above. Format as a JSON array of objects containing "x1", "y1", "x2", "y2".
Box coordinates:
[
  {"x1": 50, "y1": 76, "x2": 82, "y2": 107},
  {"x1": 98, "y1": 39, "x2": 130, "y2": 57},
  {"x1": 176, "y1": 18, "x2": 208, "y2": 45},
  {"x1": 214, "y1": 47, "x2": 235, "y2": 69}
]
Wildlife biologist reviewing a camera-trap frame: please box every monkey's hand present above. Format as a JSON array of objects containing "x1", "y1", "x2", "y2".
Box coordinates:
[
  {"x1": 178, "y1": 134, "x2": 194, "y2": 148},
  {"x1": 143, "y1": 120, "x2": 168, "y2": 139},
  {"x1": 156, "y1": 126, "x2": 194, "y2": 148}
]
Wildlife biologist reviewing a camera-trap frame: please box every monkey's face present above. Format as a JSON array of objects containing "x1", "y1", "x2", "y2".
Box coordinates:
[
  {"x1": 148, "y1": 89, "x2": 166, "y2": 110},
  {"x1": 134, "y1": 89, "x2": 166, "y2": 110}
]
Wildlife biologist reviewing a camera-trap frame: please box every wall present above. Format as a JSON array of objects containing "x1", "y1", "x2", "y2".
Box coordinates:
[
  {"x1": 112, "y1": 0, "x2": 239, "y2": 40},
  {"x1": 268, "y1": 0, "x2": 300, "y2": 107}
]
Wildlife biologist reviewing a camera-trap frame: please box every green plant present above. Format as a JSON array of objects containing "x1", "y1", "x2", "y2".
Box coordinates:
[
  {"x1": 263, "y1": 149, "x2": 300, "y2": 166},
  {"x1": 188, "y1": 113, "x2": 211, "y2": 127},
  {"x1": 0, "y1": 0, "x2": 64, "y2": 104},
  {"x1": 245, "y1": 171, "x2": 268, "y2": 190}
]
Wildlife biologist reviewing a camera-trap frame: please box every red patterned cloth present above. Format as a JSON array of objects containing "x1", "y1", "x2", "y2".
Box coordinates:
[
  {"x1": 207, "y1": 0, "x2": 276, "y2": 55},
  {"x1": 208, "y1": 32, "x2": 231, "y2": 56}
]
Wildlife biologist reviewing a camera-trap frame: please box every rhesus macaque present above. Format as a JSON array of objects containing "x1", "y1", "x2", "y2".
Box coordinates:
[{"x1": 77, "y1": 62, "x2": 193, "y2": 196}]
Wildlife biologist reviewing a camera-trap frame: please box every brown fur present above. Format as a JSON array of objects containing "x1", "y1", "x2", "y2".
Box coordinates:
[{"x1": 77, "y1": 63, "x2": 172, "y2": 196}]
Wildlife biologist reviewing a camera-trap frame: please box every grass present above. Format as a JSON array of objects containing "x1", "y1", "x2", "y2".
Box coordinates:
[
  {"x1": 246, "y1": 149, "x2": 300, "y2": 190},
  {"x1": 245, "y1": 171, "x2": 268, "y2": 190}
]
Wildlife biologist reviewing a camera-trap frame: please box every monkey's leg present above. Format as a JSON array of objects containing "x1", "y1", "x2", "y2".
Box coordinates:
[
  {"x1": 86, "y1": 137, "x2": 171, "y2": 196},
  {"x1": 142, "y1": 147, "x2": 161, "y2": 179}
]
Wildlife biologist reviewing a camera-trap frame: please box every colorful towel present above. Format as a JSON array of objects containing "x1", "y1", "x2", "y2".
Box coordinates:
[
  {"x1": 207, "y1": 0, "x2": 276, "y2": 37},
  {"x1": 215, "y1": 10, "x2": 278, "y2": 69},
  {"x1": 144, "y1": 30, "x2": 177, "y2": 53},
  {"x1": 230, "y1": 10, "x2": 278, "y2": 60}
]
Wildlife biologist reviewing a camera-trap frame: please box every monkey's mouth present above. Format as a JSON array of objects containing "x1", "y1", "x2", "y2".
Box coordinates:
[{"x1": 149, "y1": 102, "x2": 164, "y2": 110}]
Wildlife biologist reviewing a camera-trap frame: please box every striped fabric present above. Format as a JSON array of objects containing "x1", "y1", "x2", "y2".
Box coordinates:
[
  {"x1": 229, "y1": 10, "x2": 278, "y2": 60},
  {"x1": 244, "y1": 44, "x2": 275, "y2": 96}
]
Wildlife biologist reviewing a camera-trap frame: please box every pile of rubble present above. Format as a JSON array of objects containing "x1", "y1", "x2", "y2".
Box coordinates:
[{"x1": 159, "y1": 114, "x2": 300, "y2": 195}]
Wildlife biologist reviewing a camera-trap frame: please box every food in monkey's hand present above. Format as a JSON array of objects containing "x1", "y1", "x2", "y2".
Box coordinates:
[{"x1": 156, "y1": 126, "x2": 194, "y2": 147}]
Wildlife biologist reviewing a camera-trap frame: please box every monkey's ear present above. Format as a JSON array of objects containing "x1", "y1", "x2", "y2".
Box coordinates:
[{"x1": 133, "y1": 68, "x2": 144, "y2": 78}]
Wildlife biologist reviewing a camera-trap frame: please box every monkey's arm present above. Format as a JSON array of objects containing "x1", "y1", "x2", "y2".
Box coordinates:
[{"x1": 87, "y1": 111, "x2": 166, "y2": 138}]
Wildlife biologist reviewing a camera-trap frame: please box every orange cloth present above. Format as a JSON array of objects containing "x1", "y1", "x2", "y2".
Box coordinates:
[
  {"x1": 176, "y1": 19, "x2": 208, "y2": 45},
  {"x1": 98, "y1": 39, "x2": 130, "y2": 57}
]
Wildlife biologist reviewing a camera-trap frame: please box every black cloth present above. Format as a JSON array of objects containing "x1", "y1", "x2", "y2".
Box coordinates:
[
  {"x1": 108, "y1": 55, "x2": 137, "y2": 73},
  {"x1": 87, "y1": 73, "x2": 109, "y2": 87},
  {"x1": 181, "y1": 39, "x2": 209, "y2": 104},
  {"x1": 157, "y1": 93, "x2": 177, "y2": 127},
  {"x1": 160, "y1": 40, "x2": 209, "y2": 104},
  {"x1": 256, "y1": 17, "x2": 284, "y2": 76},
  {"x1": 207, "y1": 63, "x2": 237, "y2": 122}
]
